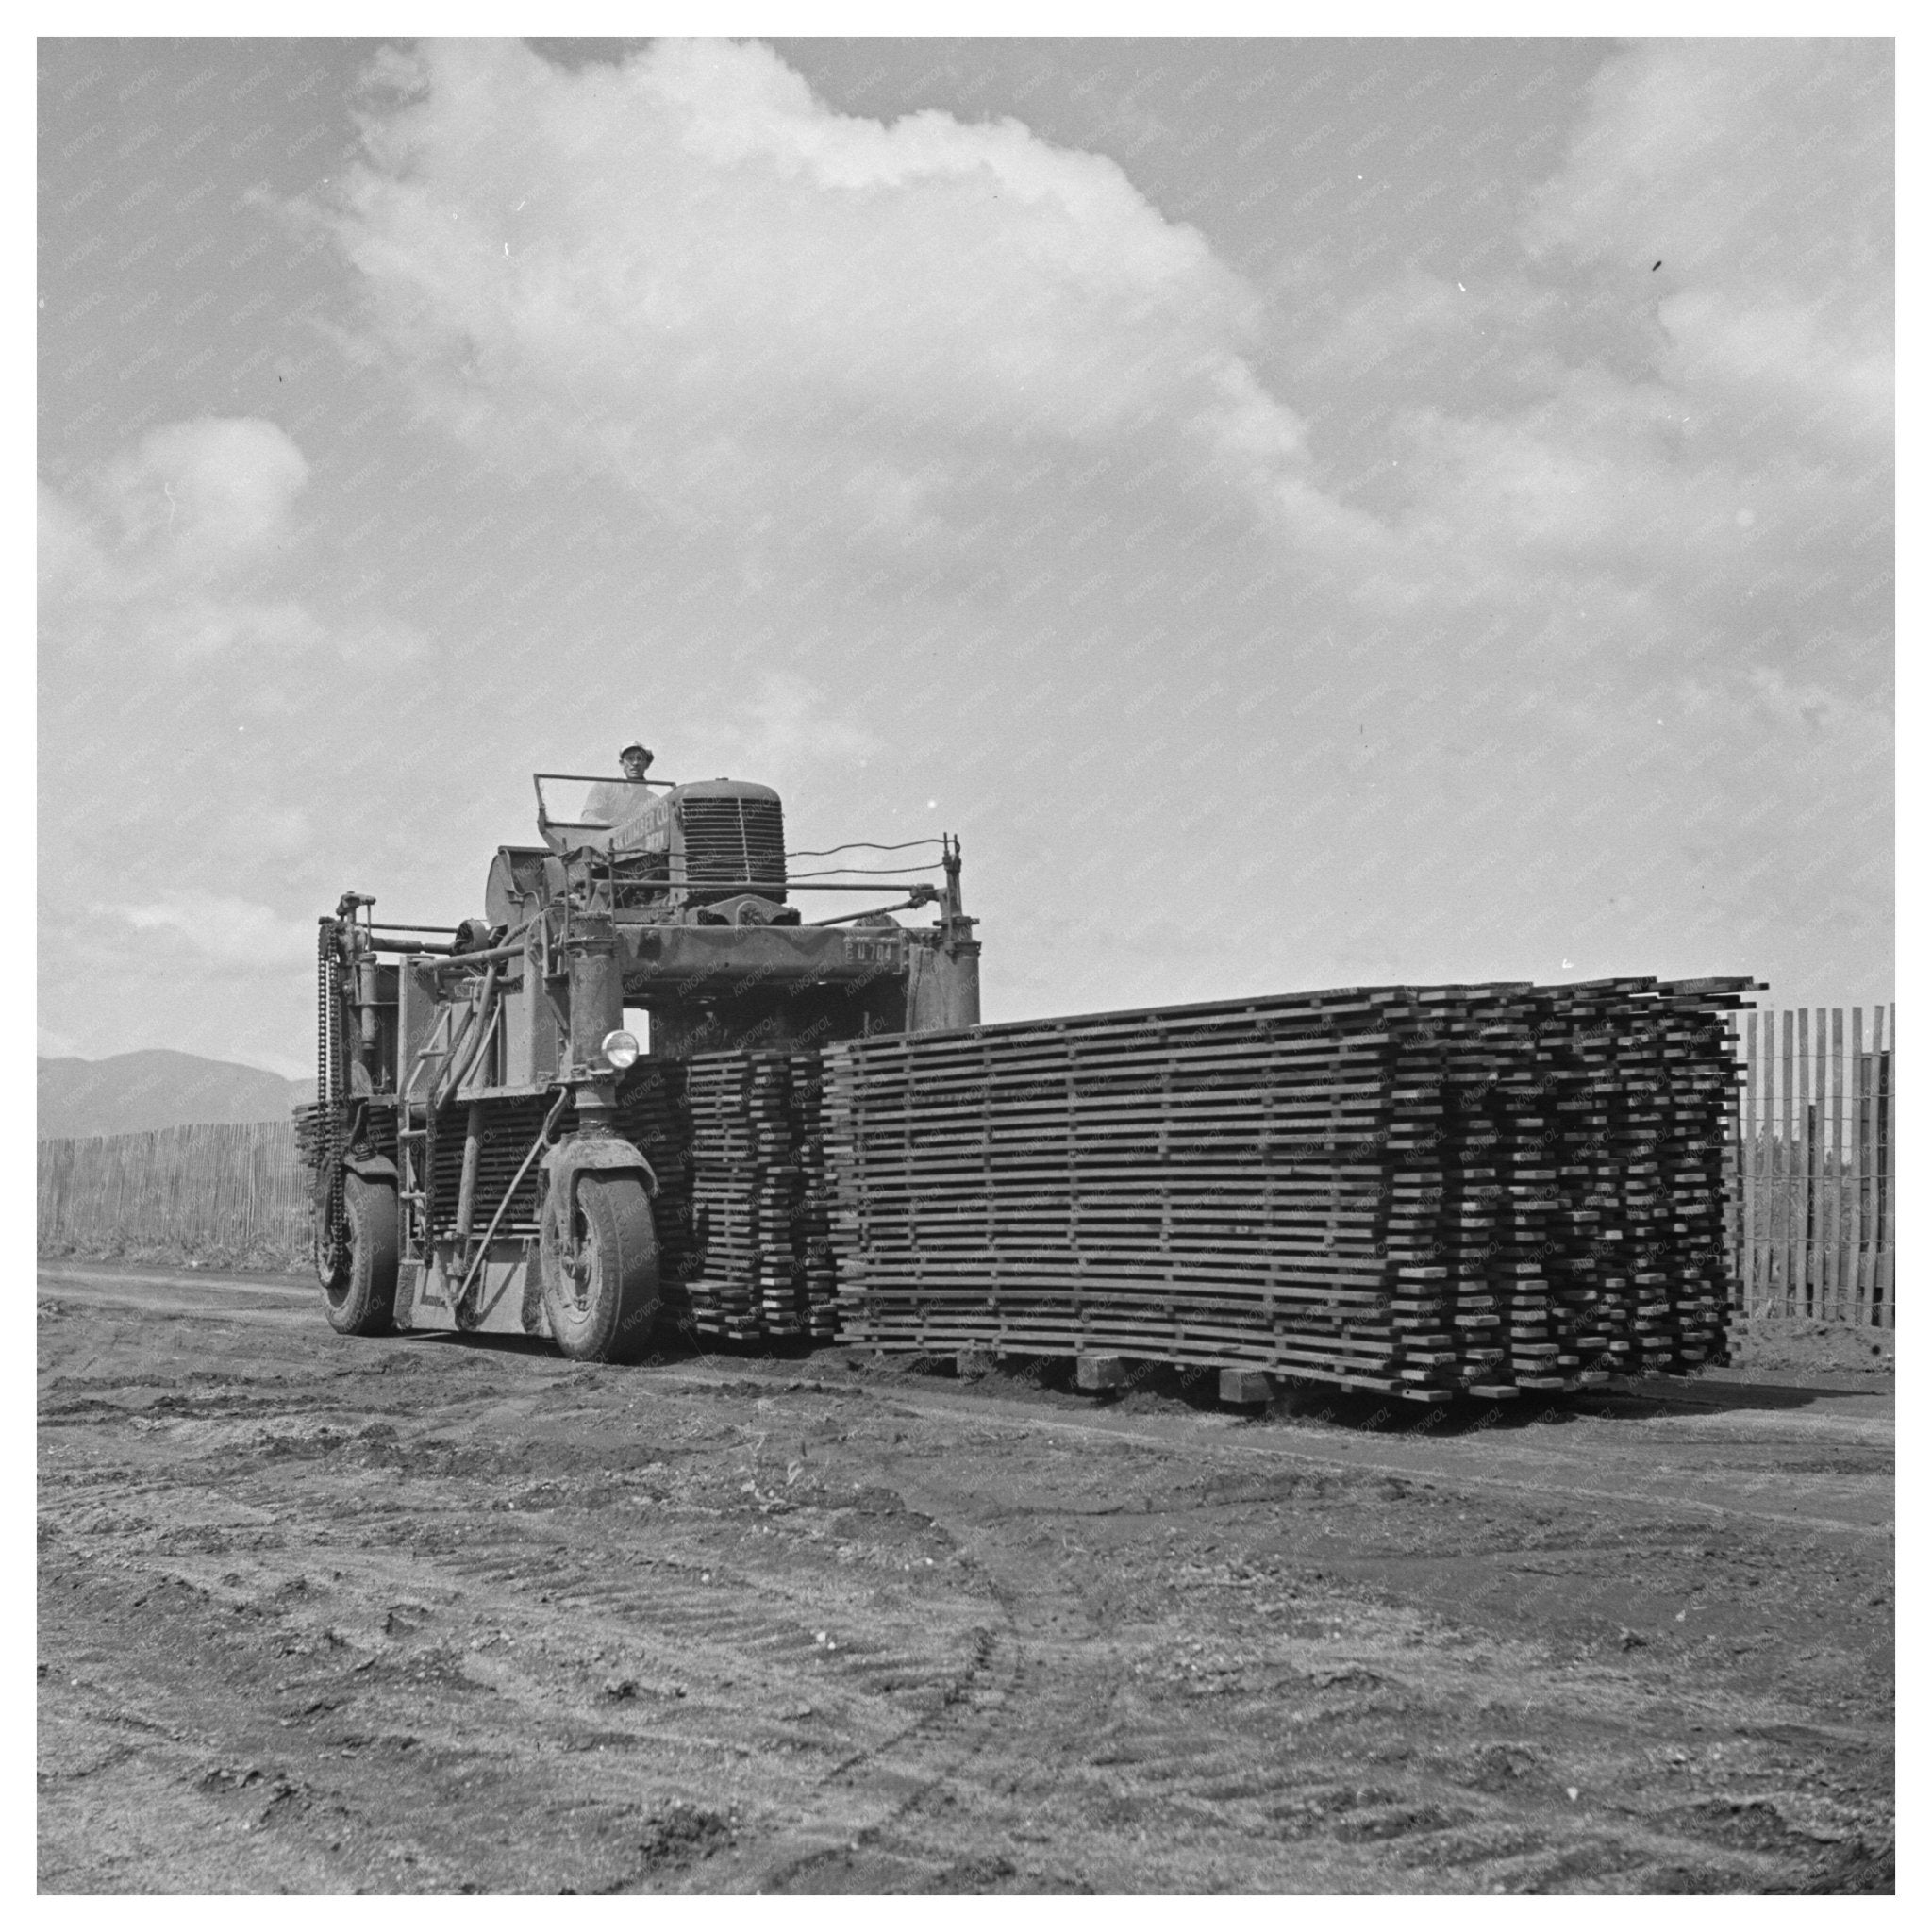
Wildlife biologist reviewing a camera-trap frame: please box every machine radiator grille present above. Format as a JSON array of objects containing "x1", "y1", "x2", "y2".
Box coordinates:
[{"x1": 681, "y1": 796, "x2": 787, "y2": 900}]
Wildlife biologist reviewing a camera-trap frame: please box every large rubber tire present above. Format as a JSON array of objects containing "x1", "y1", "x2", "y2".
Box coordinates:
[
  {"x1": 321, "y1": 1173, "x2": 399, "y2": 1337},
  {"x1": 540, "y1": 1174, "x2": 659, "y2": 1363}
]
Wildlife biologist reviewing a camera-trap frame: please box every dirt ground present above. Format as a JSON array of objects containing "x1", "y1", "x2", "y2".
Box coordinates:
[{"x1": 38, "y1": 1260, "x2": 1893, "y2": 1894}]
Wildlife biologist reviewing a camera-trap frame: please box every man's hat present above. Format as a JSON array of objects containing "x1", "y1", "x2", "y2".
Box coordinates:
[{"x1": 620, "y1": 742, "x2": 655, "y2": 765}]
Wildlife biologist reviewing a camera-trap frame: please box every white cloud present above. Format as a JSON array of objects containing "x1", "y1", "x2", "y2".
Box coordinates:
[
  {"x1": 1275, "y1": 39, "x2": 1890, "y2": 724},
  {"x1": 1657, "y1": 289, "x2": 1890, "y2": 456},
  {"x1": 43, "y1": 419, "x2": 308, "y2": 598},
  {"x1": 106, "y1": 893, "x2": 319, "y2": 973},
  {"x1": 321, "y1": 39, "x2": 1365, "y2": 563},
  {"x1": 42, "y1": 418, "x2": 312, "y2": 657},
  {"x1": 1520, "y1": 42, "x2": 1890, "y2": 291},
  {"x1": 36, "y1": 483, "x2": 103, "y2": 597},
  {"x1": 1519, "y1": 39, "x2": 1890, "y2": 459},
  {"x1": 91, "y1": 416, "x2": 310, "y2": 574},
  {"x1": 40, "y1": 417, "x2": 427, "y2": 669}
]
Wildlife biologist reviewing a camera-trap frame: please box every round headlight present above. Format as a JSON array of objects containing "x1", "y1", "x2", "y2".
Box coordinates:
[{"x1": 601, "y1": 1028, "x2": 640, "y2": 1070}]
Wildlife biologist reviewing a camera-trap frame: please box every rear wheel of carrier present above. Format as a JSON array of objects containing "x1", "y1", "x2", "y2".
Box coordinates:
[
  {"x1": 540, "y1": 1174, "x2": 659, "y2": 1363},
  {"x1": 318, "y1": 1173, "x2": 399, "y2": 1336}
]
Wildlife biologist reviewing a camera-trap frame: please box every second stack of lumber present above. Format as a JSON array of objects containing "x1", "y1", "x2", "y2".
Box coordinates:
[
  {"x1": 619, "y1": 1051, "x2": 821, "y2": 1342},
  {"x1": 823, "y1": 977, "x2": 1754, "y2": 1400}
]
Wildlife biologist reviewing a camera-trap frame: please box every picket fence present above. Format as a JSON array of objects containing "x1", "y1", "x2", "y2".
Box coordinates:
[
  {"x1": 1731, "y1": 1005, "x2": 1896, "y2": 1327},
  {"x1": 36, "y1": 1119, "x2": 308, "y2": 1268}
]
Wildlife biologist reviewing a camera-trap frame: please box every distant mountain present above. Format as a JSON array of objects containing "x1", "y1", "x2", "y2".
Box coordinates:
[{"x1": 38, "y1": 1050, "x2": 312, "y2": 1141}]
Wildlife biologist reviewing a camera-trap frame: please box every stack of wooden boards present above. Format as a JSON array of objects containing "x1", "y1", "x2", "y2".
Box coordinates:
[
  {"x1": 821, "y1": 977, "x2": 1756, "y2": 1400},
  {"x1": 617, "y1": 1051, "x2": 823, "y2": 1342}
]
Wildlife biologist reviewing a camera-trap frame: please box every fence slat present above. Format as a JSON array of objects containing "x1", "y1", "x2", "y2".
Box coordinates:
[
  {"x1": 1764, "y1": 1008, "x2": 1778, "y2": 1316},
  {"x1": 1741, "y1": 1011, "x2": 1759, "y2": 1314},
  {"x1": 1778, "y1": 1009, "x2": 1792, "y2": 1315},
  {"x1": 1877, "y1": 1006, "x2": 1895, "y2": 1329},
  {"x1": 1829, "y1": 1008, "x2": 1844, "y2": 1320},
  {"x1": 1754, "y1": 1012, "x2": 1769, "y2": 1313},
  {"x1": 1807, "y1": 1010, "x2": 1823, "y2": 1318},
  {"x1": 1870, "y1": 1008, "x2": 1885, "y2": 1323},
  {"x1": 1798, "y1": 1010, "x2": 1808, "y2": 1316},
  {"x1": 1788, "y1": 1008, "x2": 1801, "y2": 1315},
  {"x1": 1849, "y1": 1008, "x2": 1865, "y2": 1326}
]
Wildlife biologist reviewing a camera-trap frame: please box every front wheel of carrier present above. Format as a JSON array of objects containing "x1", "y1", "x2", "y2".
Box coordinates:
[
  {"x1": 318, "y1": 1173, "x2": 400, "y2": 1336},
  {"x1": 539, "y1": 1173, "x2": 658, "y2": 1363}
]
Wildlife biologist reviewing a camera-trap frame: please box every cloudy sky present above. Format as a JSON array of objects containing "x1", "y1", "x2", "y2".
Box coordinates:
[{"x1": 39, "y1": 37, "x2": 1892, "y2": 1078}]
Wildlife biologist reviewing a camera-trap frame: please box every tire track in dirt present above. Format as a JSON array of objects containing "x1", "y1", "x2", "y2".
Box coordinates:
[{"x1": 748, "y1": 1458, "x2": 1067, "y2": 1892}]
